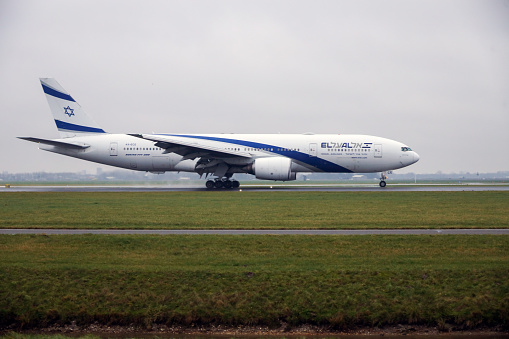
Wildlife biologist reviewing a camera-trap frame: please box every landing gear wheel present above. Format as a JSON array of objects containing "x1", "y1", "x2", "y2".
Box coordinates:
[
  {"x1": 379, "y1": 172, "x2": 388, "y2": 188},
  {"x1": 205, "y1": 177, "x2": 239, "y2": 189}
]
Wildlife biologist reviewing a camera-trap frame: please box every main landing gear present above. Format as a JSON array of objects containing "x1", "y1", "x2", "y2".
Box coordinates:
[{"x1": 205, "y1": 178, "x2": 240, "y2": 189}]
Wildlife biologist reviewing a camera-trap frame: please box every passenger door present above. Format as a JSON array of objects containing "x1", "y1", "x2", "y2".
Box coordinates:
[
  {"x1": 374, "y1": 144, "x2": 382, "y2": 158},
  {"x1": 109, "y1": 142, "x2": 118, "y2": 156},
  {"x1": 309, "y1": 143, "x2": 317, "y2": 157}
]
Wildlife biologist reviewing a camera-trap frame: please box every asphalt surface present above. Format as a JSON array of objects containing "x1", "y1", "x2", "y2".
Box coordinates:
[
  {"x1": 2, "y1": 183, "x2": 509, "y2": 192},
  {"x1": 1, "y1": 229, "x2": 508, "y2": 235}
]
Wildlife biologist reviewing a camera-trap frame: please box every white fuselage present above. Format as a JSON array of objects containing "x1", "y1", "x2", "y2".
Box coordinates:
[
  {"x1": 26, "y1": 78, "x2": 419, "y2": 186},
  {"x1": 40, "y1": 133, "x2": 419, "y2": 175}
]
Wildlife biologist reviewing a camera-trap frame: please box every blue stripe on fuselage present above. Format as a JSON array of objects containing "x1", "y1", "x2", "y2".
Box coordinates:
[
  {"x1": 55, "y1": 120, "x2": 106, "y2": 134},
  {"x1": 162, "y1": 134, "x2": 352, "y2": 173},
  {"x1": 42, "y1": 83, "x2": 76, "y2": 102}
]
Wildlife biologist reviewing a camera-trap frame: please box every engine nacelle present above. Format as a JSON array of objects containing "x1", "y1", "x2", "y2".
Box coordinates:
[{"x1": 254, "y1": 157, "x2": 297, "y2": 181}]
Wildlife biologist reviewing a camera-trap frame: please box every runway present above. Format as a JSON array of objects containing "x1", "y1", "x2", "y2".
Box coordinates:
[
  {"x1": 2, "y1": 183, "x2": 509, "y2": 192},
  {"x1": 1, "y1": 229, "x2": 508, "y2": 235}
]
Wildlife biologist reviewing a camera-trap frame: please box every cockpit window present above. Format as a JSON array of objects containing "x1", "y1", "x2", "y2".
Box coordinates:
[{"x1": 401, "y1": 147, "x2": 412, "y2": 152}]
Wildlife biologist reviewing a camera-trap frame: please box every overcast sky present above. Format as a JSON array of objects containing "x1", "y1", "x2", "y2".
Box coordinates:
[{"x1": 1, "y1": 0, "x2": 508, "y2": 175}]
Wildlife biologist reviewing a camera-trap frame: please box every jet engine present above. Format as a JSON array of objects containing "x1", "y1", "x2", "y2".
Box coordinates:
[{"x1": 253, "y1": 157, "x2": 296, "y2": 181}]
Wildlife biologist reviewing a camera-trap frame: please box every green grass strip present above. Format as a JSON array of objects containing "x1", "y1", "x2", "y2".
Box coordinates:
[
  {"x1": 1, "y1": 191, "x2": 508, "y2": 229},
  {"x1": 1, "y1": 235, "x2": 508, "y2": 329}
]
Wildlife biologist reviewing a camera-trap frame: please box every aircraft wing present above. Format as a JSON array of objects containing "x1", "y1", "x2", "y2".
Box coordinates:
[
  {"x1": 130, "y1": 134, "x2": 253, "y2": 160},
  {"x1": 18, "y1": 137, "x2": 90, "y2": 149}
]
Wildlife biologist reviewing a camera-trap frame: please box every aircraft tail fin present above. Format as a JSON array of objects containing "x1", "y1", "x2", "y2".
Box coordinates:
[{"x1": 40, "y1": 78, "x2": 107, "y2": 138}]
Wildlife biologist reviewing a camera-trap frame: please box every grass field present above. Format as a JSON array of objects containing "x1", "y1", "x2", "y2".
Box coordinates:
[
  {"x1": 1, "y1": 191, "x2": 508, "y2": 332},
  {"x1": 1, "y1": 191, "x2": 508, "y2": 229},
  {"x1": 1, "y1": 234, "x2": 508, "y2": 330}
]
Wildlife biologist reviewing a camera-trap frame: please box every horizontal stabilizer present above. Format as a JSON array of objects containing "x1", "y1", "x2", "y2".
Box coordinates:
[{"x1": 18, "y1": 137, "x2": 90, "y2": 149}]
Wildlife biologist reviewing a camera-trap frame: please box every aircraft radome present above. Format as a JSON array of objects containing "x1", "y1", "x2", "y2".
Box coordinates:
[{"x1": 19, "y1": 78, "x2": 419, "y2": 189}]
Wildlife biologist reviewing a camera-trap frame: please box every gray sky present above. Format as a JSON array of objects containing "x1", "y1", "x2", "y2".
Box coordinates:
[{"x1": 1, "y1": 0, "x2": 508, "y2": 174}]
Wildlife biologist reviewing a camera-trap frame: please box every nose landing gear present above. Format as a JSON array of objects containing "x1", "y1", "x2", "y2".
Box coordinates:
[{"x1": 379, "y1": 172, "x2": 388, "y2": 188}]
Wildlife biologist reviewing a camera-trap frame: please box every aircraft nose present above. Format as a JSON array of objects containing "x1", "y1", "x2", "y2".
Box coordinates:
[{"x1": 413, "y1": 152, "x2": 420, "y2": 163}]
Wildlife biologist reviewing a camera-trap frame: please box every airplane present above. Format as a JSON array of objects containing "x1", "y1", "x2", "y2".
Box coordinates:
[{"x1": 19, "y1": 78, "x2": 419, "y2": 189}]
